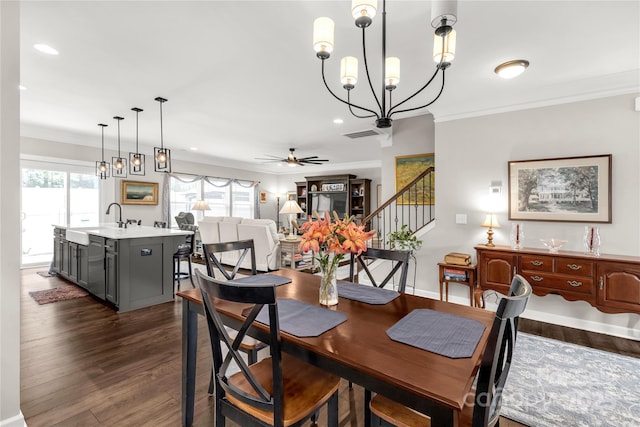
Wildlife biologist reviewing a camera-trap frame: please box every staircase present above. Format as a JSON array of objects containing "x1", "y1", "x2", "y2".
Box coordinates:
[{"x1": 363, "y1": 167, "x2": 435, "y2": 249}]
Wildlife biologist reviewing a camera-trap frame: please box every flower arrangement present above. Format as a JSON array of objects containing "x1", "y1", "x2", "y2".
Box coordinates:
[{"x1": 299, "y1": 212, "x2": 375, "y2": 305}]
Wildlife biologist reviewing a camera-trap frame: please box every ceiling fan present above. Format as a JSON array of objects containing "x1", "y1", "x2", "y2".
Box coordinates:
[{"x1": 256, "y1": 148, "x2": 329, "y2": 167}]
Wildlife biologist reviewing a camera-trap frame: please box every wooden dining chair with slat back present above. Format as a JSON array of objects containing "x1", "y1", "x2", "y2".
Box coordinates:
[
  {"x1": 202, "y1": 240, "x2": 266, "y2": 394},
  {"x1": 195, "y1": 270, "x2": 340, "y2": 427},
  {"x1": 349, "y1": 247, "x2": 412, "y2": 292},
  {"x1": 369, "y1": 274, "x2": 532, "y2": 427}
]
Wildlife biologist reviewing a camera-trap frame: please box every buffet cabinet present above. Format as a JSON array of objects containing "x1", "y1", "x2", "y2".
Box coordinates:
[{"x1": 475, "y1": 245, "x2": 640, "y2": 314}]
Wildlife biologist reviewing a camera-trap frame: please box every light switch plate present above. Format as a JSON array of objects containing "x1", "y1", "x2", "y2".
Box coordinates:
[{"x1": 455, "y1": 214, "x2": 467, "y2": 224}]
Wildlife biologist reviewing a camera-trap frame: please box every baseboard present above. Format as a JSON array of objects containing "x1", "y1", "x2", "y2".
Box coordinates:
[{"x1": 0, "y1": 411, "x2": 26, "y2": 427}]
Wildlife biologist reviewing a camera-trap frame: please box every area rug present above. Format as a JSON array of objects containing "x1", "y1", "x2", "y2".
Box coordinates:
[
  {"x1": 29, "y1": 284, "x2": 88, "y2": 305},
  {"x1": 502, "y1": 332, "x2": 640, "y2": 427}
]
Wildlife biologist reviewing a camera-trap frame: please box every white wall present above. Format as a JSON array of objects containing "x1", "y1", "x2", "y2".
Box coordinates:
[
  {"x1": 413, "y1": 94, "x2": 640, "y2": 339},
  {"x1": 1, "y1": 2, "x2": 25, "y2": 426}
]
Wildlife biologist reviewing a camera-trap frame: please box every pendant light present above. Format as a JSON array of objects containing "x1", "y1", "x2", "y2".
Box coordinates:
[
  {"x1": 129, "y1": 107, "x2": 145, "y2": 176},
  {"x1": 154, "y1": 96, "x2": 171, "y2": 172},
  {"x1": 112, "y1": 116, "x2": 127, "y2": 178},
  {"x1": 95, "y1": 123, "x2": 110, "y2": 179}
]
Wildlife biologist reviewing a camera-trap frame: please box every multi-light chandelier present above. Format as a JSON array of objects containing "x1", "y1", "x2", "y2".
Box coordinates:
[
  {"x1": 94, "y1": 96, "x2": 172, "y2": 179},
  {"x1": 313, "y1": 0, "x2": 458, "y2": 128}
]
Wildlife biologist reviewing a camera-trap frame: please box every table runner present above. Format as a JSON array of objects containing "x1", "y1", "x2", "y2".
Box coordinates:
[
  {"x1": 386, "y1": 309, "x2": 486, "y2": 358},
  {"x1": 256, "y1": 298, "x2": 347, "y2": 337},
  {"x1": 228, "y1": 274, "x2": 291, "y2": 286},
  {"x1": 337, "y1": 281, "x2": 400, "y2": 304}
]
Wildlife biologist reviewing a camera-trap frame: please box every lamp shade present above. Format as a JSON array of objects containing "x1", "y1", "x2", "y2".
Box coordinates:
[
  {"x1": 192, "y1": 200, "x2": 210, "y2": 211},
  {"x1": 481, "y1": 214, "x2": 500, "y2": 228},
  {"x1": 279, "y1": 200, "x2": 304, "y2": 215},
  {"x1": 433, "y1": 29, "x2": 456, "y2": 63},
  {"x1": 352, "y1": 0, "x2": 377, "y2": 20},
  {"x1": 340, "y1": 56, "x2": 358, "y2": 87},
  {"x1": 313, "y1": 17, "x2": 334, "y2": 55},
  {"x1": 385, "y1": 57, "x2": 400, "y2": 87}
]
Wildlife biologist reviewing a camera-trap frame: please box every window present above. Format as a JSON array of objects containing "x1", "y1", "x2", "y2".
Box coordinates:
[{"x1": 169, "y1": 174, "x2": 257, "y2": 226}]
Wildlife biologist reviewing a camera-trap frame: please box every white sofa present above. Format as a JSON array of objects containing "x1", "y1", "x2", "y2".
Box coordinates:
[{"x1": 198, "y1": 216, "x2": 282, "y2": 272}]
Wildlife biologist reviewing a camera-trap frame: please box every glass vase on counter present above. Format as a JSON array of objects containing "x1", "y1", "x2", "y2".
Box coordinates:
[{"x1": 583, "y1": 226, "x2": 601, "y2": 256}]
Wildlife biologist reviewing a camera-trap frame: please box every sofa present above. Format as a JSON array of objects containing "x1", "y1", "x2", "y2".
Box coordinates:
[{"x1": 198, "y1": 216, "x2": 282, "y2": 272}]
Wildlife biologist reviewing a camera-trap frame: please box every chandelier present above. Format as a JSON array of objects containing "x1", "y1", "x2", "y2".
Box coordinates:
[{"x1": 313, "y1": 0, "x2": 457, "y2": 128}]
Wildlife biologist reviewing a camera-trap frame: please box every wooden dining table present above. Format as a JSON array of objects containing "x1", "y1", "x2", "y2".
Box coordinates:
[{"x1": 177, "y1": 268, "x2": 494, "y2": 427}]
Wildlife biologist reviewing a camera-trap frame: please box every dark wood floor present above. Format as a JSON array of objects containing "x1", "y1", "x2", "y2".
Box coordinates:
[{"x1": 20, "y1": 268, "x2": 637, "y2": 426}]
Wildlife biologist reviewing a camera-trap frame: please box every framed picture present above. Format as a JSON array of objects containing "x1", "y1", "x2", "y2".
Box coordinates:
[
  {"x1": 259, "y1": 191, "x2": 268, "y2": 203},
  {"x1": 395, "y1": 153, "x2": 435, "y2": 205},
  {"x1": 121, "y1": 180, "x2": 159, "y2": 205},
  {"x1": 508, "y1": 154, "x2": 612, "y2": 223},
  {"x1": 287, "y1": 191, "x2": 296, "y2": 201}
]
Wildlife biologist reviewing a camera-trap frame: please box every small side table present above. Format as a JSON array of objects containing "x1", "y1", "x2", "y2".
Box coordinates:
[
  {"x1": 438, "y1": 262, "x2": 482, "y2": 308},
  {"x1": 279, "y1": 238, "x2": 313, "y2": 270}
]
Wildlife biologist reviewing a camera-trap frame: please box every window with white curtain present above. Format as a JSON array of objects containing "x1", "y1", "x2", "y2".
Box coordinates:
[{"x1": 167, "y1": 174, "x2": 258, "y2": 227}]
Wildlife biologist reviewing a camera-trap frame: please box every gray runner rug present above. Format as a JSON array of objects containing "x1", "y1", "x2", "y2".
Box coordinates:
[{"x1": 502, "y1": 332, "x2": 640, "y2": 426}]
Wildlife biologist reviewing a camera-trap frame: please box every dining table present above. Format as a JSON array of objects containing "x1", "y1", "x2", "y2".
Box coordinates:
[{"x1": 177, "y1": 268, "x2": 495, "y2": 427}]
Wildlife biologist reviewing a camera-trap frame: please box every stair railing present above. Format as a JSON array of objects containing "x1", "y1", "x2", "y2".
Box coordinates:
[{"x1": 363, "y1": 167, "x2": 435, "y2": 250}]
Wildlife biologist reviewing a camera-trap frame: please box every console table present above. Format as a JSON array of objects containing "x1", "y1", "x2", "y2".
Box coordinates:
[{"x1": 475, "y1": 245, "x2": 640, "y2": 314}]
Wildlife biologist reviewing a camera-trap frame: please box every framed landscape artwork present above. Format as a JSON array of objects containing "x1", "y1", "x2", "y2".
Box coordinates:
[
  {"x1": 121, "y1": 180, "x2": 159, "y2": 205},
  {"x1": 395, "y1": 153, "x2": 435, "y2": 205},
  {"x1": 508, "y1": 154, "x2": 612, "y2": 223}
]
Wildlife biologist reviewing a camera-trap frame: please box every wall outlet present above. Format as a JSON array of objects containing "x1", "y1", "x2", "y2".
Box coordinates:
[{"x1": 455, "y1": 214, "x2": 467, "y2": 224}]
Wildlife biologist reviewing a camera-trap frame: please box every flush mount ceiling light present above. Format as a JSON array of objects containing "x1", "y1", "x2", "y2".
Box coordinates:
[
  {"x1": 112, "y1": 116, "x2": 128, "y2": 178},
  {"x1": 313, "y1": 0, "x2": 458, "y2": 128},
  {"x1": 33, "y1": 44, "x2": 58, "y2": 55},
  {"x1": 129, "y1": 107, "x2": 145, "y2": 176},
  {"x1": 154, "y1": 97, "x2": 172, "y2": 173},
  {"x1": 95, "y1": 123, "x2": 110, "y2": 179},
  {"x1": 494, "y1": 60, "x2": 530, "y2": 79}
]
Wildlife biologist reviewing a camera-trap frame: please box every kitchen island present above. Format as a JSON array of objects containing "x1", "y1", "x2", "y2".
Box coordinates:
[{"x1": 52, "y1": 224, "x2": 192, "y2": 312}]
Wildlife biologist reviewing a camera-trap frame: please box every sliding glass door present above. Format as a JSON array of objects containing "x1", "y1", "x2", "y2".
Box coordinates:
[{"x1": 21, "y1": 160, "x2": 99, "y2": 267}]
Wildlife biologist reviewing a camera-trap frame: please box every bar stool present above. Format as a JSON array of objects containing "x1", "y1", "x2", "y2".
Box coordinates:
[{"x1": 174, "y1": 224, "x2": 197, "y2": 288}]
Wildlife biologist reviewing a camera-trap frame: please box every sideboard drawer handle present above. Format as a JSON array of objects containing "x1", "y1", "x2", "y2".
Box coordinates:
[
  {"x1": 567, "y1": 264, "x2": 582, "y2": 270},
  {"x1": 568, "y1": 281, "x2": 582, "y2": 287},
  {"x1": 530, "y1": 275, "x2": 544, "y2": 282},
  {"x1": 530, "y1": 260, "x2": 544, "y2": 266}
]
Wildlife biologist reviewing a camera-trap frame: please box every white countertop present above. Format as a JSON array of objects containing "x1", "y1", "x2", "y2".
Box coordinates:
[{"x1": 55, "y1": 223, "x2": 192, "y2": 241}]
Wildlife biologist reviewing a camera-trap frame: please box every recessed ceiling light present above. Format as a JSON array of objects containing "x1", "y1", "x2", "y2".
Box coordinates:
[
  {"x1": 333, "y1": 118, "x2": 344, "y2": 124},
  {"x1": 189, "y1": 147, "x2": 198, "y2": 151},
  {"x1": 19, "y1": 85, "x2": 27, "y2": 90},
  {"x1": 494, "y1": 60, "x2": 529, "y2": 79},
  {"x1": 33, "y1": 44, "x2": 59, "y2": 55}
]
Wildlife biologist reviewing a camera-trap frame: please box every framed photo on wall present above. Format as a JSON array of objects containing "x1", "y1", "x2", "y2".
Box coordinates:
[
  {"x1": 395, "y1": 153, "x2": 435, "y2": 205},
  {"x1": 259, "y1": 191, "x2": 268, "y2": 203},
  {"x1": 508, "y1": 154, "x2": 612, "y2": 223},
  {"x1": 121, "y1": 180, "x2": 159, "y2": 205}
]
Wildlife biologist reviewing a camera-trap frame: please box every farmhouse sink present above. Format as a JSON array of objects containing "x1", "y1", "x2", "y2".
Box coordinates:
[{"x1": 65, "y1": 229, "x2": 90, "y2": 246}]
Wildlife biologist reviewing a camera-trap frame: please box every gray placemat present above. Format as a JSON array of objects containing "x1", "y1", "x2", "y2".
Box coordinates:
[
  {"x1": 386, "y1": 309, "x2": 486, "y2": 359},
  {"x1": 256, "y1": 298, "x2": 347, "y2": 338},
  {"x1": 337, "y1": 281, "x2": 400, "y2": 305},
  {"x1": 228, "y1": 274, "x2": 291, "y2": 286}
]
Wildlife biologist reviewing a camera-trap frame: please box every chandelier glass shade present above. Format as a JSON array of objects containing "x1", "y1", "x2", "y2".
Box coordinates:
[
  {"x1": 95, "y1": 123, "x2": 110, "y2": 179},
  {"x1": 313, "y1": 0, "x2": 458, "y2": 128},
  {"x1": 129, "y1": 107, "x2": 146, "y2": 176},
  {"x1": 154, "y1": 96, "x2": 171, "y2": 172},
  {"x1": 112, "y1": 116, "x2": 127, "y2": 178}
]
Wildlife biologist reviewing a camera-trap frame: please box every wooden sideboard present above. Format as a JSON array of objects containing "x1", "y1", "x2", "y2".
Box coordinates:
[{"x1": 475, "y1": 245, "x2": 640, "y2": 314}]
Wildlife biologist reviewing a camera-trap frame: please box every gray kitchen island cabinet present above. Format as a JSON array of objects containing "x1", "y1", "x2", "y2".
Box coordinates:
[{"x1": 53, "y1": 224, "x2": 192, "y2": 312}]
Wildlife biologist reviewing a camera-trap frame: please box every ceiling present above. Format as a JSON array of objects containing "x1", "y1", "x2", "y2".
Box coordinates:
[{"x1": 19, "y1": 1, "x2": 640, "y2": 174}]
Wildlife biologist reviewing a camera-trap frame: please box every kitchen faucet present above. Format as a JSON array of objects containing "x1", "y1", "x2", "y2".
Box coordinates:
[{"x1": 106, "y1": 202, "x2": 125, "y2": 228}]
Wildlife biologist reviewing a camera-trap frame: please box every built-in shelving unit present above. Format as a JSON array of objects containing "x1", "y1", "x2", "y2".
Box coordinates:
[{"x1": 294, "y1": 175, "x2": 371, "y2": 224}]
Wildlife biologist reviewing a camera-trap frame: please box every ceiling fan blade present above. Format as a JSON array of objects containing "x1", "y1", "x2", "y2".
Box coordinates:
[{"x1": 297, "y1": 155, "x2": 319, "y2": 160}]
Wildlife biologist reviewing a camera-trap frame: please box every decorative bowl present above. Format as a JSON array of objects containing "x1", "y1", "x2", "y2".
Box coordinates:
[{"x1": 540, "y1": 238, "x2": 568, "y2": 253}]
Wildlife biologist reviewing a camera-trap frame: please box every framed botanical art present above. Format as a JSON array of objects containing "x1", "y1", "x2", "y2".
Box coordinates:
[
  {"x1": 395, "y1": 153, "x2": 435, "y2": 205},
  {"x1": 259, "y1": 191, "x2": 268, "y2": 203},
  {"x1": 508, "y1": 154, "x2": 611, "y2": 223},
  {"x1": 121, "y1": 180, "x2": 159, "y2": 205}
]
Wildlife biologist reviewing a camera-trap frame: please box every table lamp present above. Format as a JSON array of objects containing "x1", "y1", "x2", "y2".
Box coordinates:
[
  {"x1": 481, "y1": 213, "x2": 500, "y2": 247},
  {"x1": 192, "y1": 200, "x2": 210, "y2": 221},
  {"x1": 279, "y1": 200, "x2": 304, "y2": 240}
]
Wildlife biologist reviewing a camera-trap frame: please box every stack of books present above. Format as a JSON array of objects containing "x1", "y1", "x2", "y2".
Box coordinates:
[{"x1": 443, "y1": 268, "x2": 468, "y2": 281}]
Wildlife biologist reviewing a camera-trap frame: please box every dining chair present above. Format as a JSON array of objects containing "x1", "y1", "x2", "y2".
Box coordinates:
[
  {"x1": 349, "y1": 247, "x2": 411, "y2": 292},
  {"x1": 195, "y1": 270, "x2": 340, "y2": 427},
  {"x1": 202, "y1": 240, "x2": 265, "y2": 393},
  {"x1": 369, "y1": 274, "x2": 532, "y2": 427}
]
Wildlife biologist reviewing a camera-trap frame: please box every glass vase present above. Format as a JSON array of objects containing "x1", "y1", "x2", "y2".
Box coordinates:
[
  {"x1": 510, "y1": 223, "x2": 524, "y2": 250},
  {"x1": 319, "y1": 260, "x2": 339, "y2": 306},
  {"x1": 584, "y1": 226, "x2": 601, "y2": 256}
]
